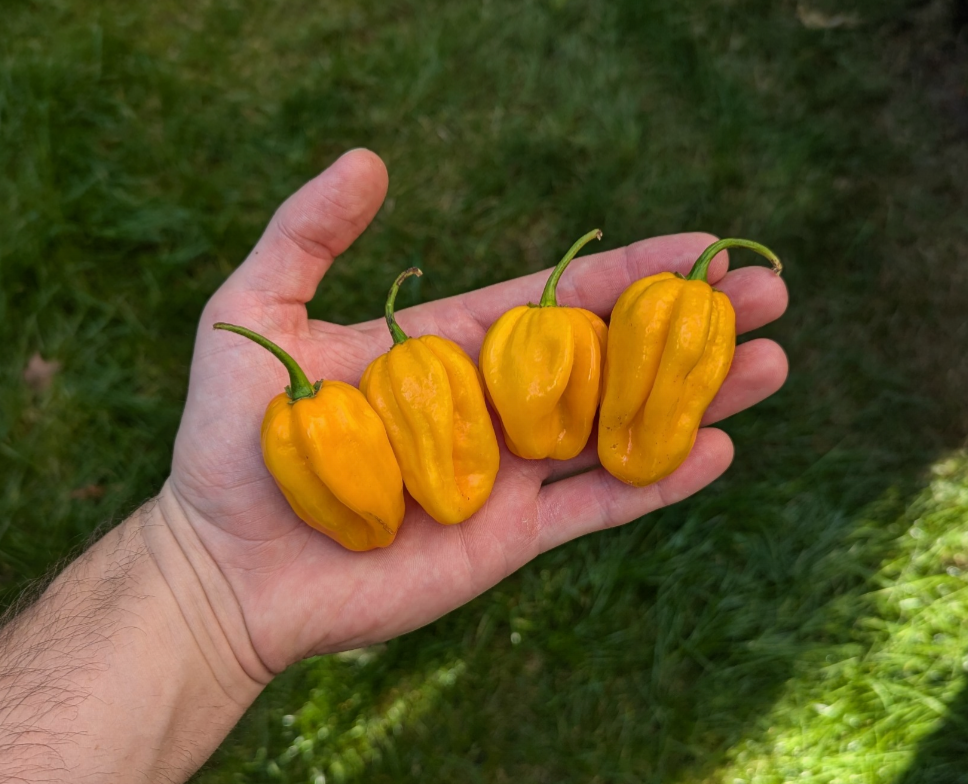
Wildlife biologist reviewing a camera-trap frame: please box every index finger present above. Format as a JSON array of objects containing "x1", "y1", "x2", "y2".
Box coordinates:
[{"x1": 352, "y1": 232, "x2": 727, "y2": 341}]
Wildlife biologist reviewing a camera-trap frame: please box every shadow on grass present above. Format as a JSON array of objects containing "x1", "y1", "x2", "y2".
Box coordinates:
[{"x1": 898, "y1": 679, "x2": 968, "y2": 784}]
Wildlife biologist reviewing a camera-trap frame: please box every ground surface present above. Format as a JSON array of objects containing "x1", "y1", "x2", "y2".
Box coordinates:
[{"x1": 3, "y1": 0, "x2": 968, "y2": 782}]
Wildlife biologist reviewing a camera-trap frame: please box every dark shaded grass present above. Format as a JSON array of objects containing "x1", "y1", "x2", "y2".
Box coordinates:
[{"x1": 2, "y1": 0, "x2": 968, "y2": 781}]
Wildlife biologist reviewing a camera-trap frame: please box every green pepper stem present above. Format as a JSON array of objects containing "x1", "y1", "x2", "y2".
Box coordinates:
[
  {"x1": 538, "y1": 228, "x2": 603, "y2": 308},
  {"x1": 385, "y1": 267, "x2": 423, "y2": 345},
  {"x1": 686, "y1": 238, "x2": 783, "y2": 283},
  {"x1": 213, "y1": 322, "x2": 318, "y2": 401}
]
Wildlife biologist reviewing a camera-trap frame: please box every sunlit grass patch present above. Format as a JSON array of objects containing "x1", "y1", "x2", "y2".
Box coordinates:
[
  {"x1": 716, "y1": 453, "x2": 968, "y2": 784},
  {"x1": 279, "y1": 657, "x2": 465, "y2": 782}
]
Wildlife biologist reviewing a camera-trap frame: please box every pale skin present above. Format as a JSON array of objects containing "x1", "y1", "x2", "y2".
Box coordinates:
[{"x1": 0, "y1": 149, "x2": 789, "y2": 782}]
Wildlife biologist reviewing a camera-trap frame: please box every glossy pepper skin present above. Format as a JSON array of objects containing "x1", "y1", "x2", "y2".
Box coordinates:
[
  {"x1": 213, "y1": 323, "x2": 405, "y2": 551},
  {"x1": 480, "y1": 229, "x2": 607, "y2": 460},
  {"x1": 598, "y1": 238, "x2": 782, "y2": 487},
  {"x1": 360, "y1": 268, "x2": 499, "y2": 525}
]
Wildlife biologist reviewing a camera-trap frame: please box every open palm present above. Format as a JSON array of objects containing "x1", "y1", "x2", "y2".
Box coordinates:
[{"x1": 168, "y1": 150, "x2": 789, "y2": 674}]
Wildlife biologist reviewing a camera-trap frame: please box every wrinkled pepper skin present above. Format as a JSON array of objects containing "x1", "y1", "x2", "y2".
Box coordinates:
[
  {"x1": 261, "y1": 384, "x2": 406, "y2": 550},
  {"x1": 480, "y1": 229, "x2": 607, "y2": 460},
  {"x1": 360, "y1": 268, "x2": 499, "y2": 524},
  {"x1": 598, "y1": 238, "x2": 782, "y2": 487},
  {"x1": 480, "y1": 305, "x2": 606, "y2": 460},
  {"x1": 598, "y1": 273, "x2": 735, "y2": 486},
  {"x1": 214, "y1": 323, "x2": 405, "y2": 551}
]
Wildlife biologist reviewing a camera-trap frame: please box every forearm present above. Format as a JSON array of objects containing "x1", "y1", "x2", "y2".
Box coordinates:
[{"x1": 0, "y1": 486, "x2": 269, "y2": 783}]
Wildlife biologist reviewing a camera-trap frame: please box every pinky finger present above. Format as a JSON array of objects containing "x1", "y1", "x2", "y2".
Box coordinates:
[{"x1": 535, "y1": 428, "x2": 734, "y2": 552}]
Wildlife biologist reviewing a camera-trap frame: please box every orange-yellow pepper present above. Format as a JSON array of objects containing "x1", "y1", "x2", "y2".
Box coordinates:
[
  {"x1": 360, "y1": 268, "x2": 499, "y2": 524},
  {"x1": 598, "y1": 238, "x2": 782, "y2": 487},
  {"x1": 479, "y1": 229, "x2": 607, "y2": 460},
  {"x1": 213, "y1": 323, "x2": 405, "y2": 551}
]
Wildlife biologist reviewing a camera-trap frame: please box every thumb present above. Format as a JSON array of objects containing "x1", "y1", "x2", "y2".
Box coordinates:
[{"x1": 224, "y1": 148, "x2": 389, "y2": 308}]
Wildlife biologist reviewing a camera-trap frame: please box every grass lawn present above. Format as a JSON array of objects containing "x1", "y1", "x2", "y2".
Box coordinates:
[{"x1": 3, "y1": 0, "x2": 968, "y2": 781}]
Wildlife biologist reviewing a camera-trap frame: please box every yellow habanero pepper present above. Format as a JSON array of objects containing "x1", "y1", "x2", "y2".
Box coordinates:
[
  {"x1": 213, "y1": 323, "x2": 405, "y2": 551},
  {"x1": 598, "y1": 238, "x2": 782, "y2": 487},
  {"x1": 359, "y1": 268, "x2": 499, "y2": 525},
  {"x1": 479, "y1": 229, "x2": 607, "y2": 460}
]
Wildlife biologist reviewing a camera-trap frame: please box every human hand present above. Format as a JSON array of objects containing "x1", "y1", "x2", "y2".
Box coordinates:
[{"x1": 167, "y1": 149, "x2": 789, "y2": 675}]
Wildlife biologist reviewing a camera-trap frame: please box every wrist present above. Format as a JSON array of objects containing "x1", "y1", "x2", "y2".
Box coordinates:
[
  {"x1": 145, "y1": 481, "x2": 274, "y2": 690},
  {"x1": 0, "y1": 487, "x2": 271, "y2": 782}
]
